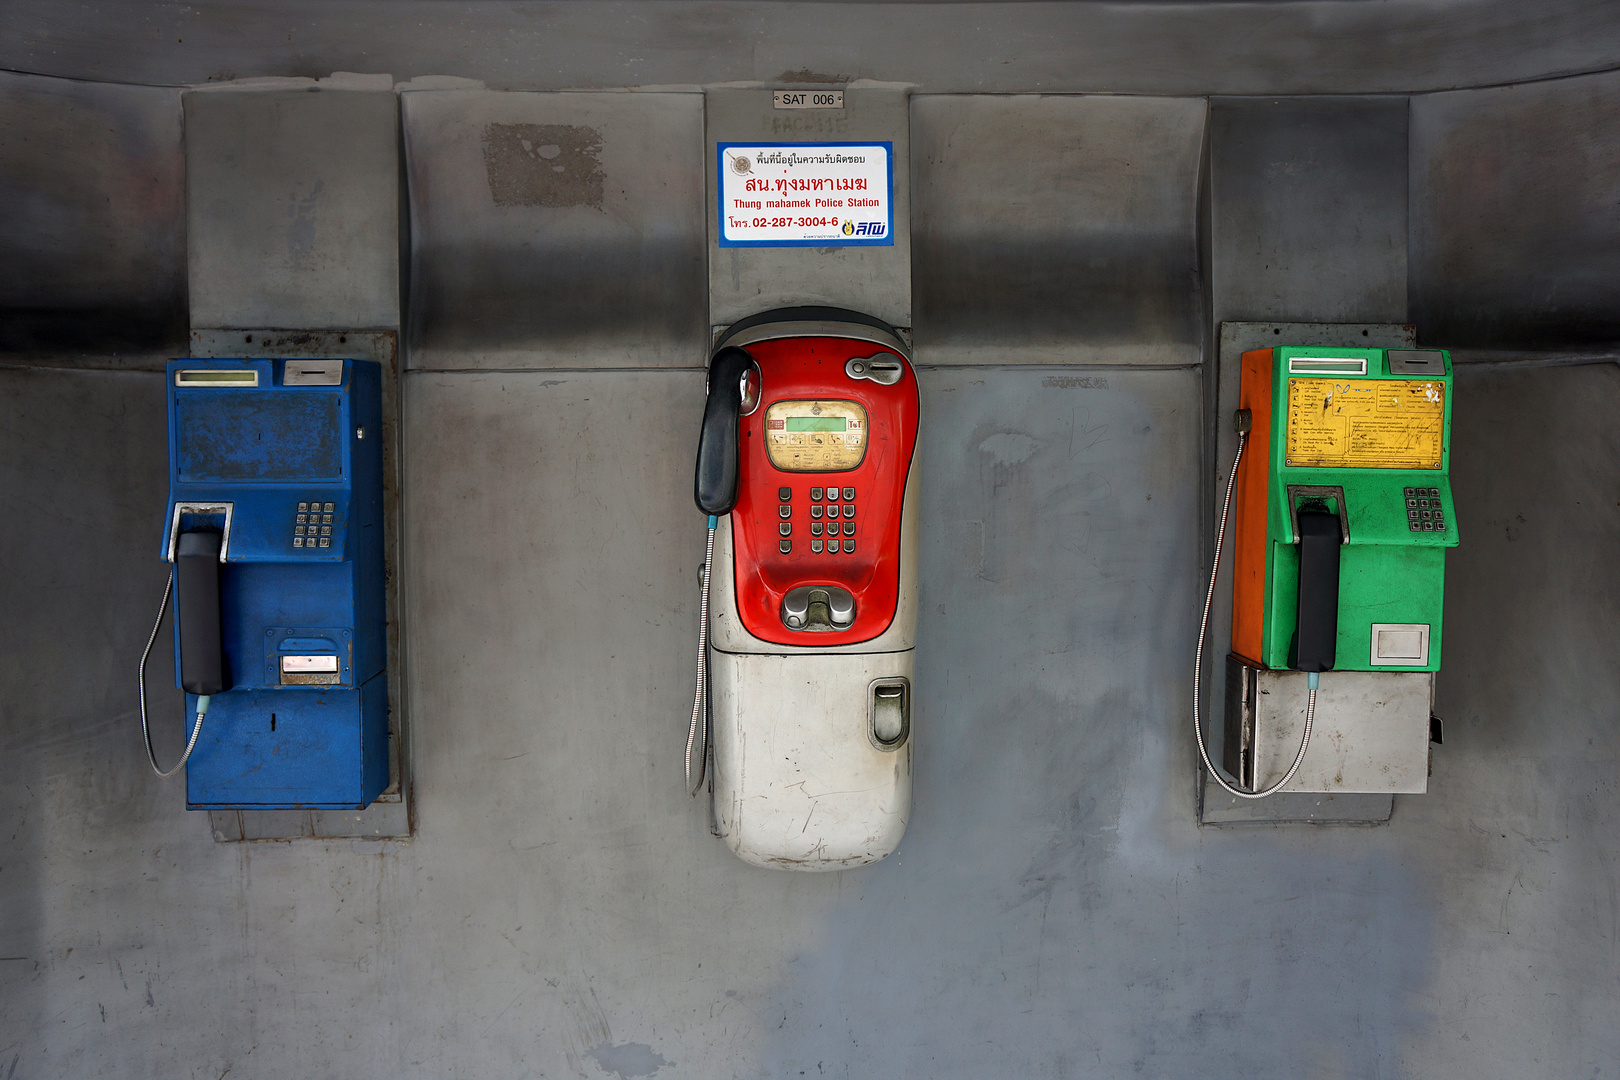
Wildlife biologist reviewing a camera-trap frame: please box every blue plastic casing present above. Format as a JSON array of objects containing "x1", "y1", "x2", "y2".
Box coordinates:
[{"x1": 163, "y1": 358, "x2": 388, "y2": 809}]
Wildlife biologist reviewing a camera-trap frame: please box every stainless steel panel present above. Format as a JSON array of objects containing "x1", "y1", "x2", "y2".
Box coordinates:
[
  {"x1": 707, "y1": 87, "x2": 910, "y2": 329},
  {"x1": 404, "y1": 91, "x2": 707, "y2": 369},
  {"x1": 185, "y1": 83, "x2": 400, "y2": 330},
  {"x1": 6, "y1": 1, "x2": 1620, "y2": 97},
  {"x1": 912, "y1": 95, "x2": 1205, "y2": 365},
  {"x1": 1411, "y1": 69, "x2": 1620, "y2": 347},
  {"x1": 1225, "y1": 657, "x2": 1432, "y2": 794},
  {"x1": 1210, "y1": 97, "x2": 1409, "y2": 326},
  {"x1": 0, "y1": 72, "x2": 184, "y2": 354}
]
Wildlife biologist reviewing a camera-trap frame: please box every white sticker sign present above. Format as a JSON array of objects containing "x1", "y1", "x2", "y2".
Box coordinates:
[{"x1": 717, "y1": 142, "x2": 893, "y2": 248}]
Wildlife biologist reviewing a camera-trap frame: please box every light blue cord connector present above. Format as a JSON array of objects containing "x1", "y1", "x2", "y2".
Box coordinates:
[
  {"x1": 1307, "y1": 672, "x2": 1320, "y2": 690},
  {"x1": 707, "y1": 515, "x2": 718, "y2": 529},
  {"x1": 197, "y1": 694, "x2": 212, "y2": 717}
]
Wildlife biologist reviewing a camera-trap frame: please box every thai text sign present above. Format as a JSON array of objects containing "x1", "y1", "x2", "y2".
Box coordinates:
[{"x1": 717, "y1": 142, "x2": 893, "y2": 248}]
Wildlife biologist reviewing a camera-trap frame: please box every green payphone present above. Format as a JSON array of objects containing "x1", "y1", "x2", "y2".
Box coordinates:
[{"x1": 1196, "y1": 346, "x2": 1458, "y2": 798}]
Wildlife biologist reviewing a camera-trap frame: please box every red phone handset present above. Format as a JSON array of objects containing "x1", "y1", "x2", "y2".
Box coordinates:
[{"x1": 728, "y1": 338, "x2": 918, "y2": 645}]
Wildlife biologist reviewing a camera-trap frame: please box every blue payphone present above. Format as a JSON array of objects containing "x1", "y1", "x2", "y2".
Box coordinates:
[{"x1": 138, "y1": 357, "x2": 389, "y2": 809}]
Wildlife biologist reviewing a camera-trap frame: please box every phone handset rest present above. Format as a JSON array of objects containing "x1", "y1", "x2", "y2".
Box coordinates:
[
  {"x1": 694, "y1": 346, "x2": 758, "y2": 517},
  {"x1": 175, "y1": 530, "x2": 229, "y2": 696}
]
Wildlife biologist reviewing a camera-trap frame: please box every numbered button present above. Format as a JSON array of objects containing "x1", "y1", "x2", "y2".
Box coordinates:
[
  {"x1": 811, "y1": 522, "x2": 823, "y2": 537},
  {"x1": 842, "y1": 505, "x2": 855, "y2": 519},
  {"x1": 810, "y1": 505, "x2": 823, "y2": 519},
  {"x1": 778, "y1": 522, "x2": 791, "y2": 537},
  {"x1": 842, "y1": 539, "x2": 856, "y2": 554},
  {"x1": 811, "y1": 539, "x2": 824, "y2": 554},
  {"x1": 810, "y1": 487, "x2": 824, "y2": 501},
  {"x1": 843, "y1": 487, "x2": 856, "y2": 501},
  {"x1": 778, "y1": 539, "x2": 792, "y2": 554},
  {"x1": 842, "y1": 522, "x2": 855, "y2": 537},
  {"x1": 778, "y1": 504, "x2": 791, "y2": 520},
  {"x1": 293, "y1": 537, "x2": 304, "y2": 547}
]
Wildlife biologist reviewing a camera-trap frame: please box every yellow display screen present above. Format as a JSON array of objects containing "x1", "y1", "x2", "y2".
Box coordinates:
[
  {"x1": 765, "y1": 399, "x2": 868, "y2": 472},
  {"x1": 1285, "y1": 378, "x2": 1445, "y2": 470}
]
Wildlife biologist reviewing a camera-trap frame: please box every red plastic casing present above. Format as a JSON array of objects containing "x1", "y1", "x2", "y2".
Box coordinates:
[{"x1": 731, "y1": 336, "x2": 919, "y2": 647}]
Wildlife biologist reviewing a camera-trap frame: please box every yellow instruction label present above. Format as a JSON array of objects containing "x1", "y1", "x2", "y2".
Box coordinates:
[{"x1": 1285, "y1": 378, "x2": 1446, "y2": 469}]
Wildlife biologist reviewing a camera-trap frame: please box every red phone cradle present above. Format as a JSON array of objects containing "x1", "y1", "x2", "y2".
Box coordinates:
[{"x1": 731, "y1": 336, "x2": 919, "y2": 647}]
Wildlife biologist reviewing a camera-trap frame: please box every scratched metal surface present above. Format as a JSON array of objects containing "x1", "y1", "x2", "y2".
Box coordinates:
[
  {"x1": 5, "y1": 0, "x2": 1620, "y2": 96},
  {"x1": 0, "y1": 72, "x2": 185, "y2": 356},
  {"x1": 1411, "y1": 69, "x2": 1620, "y2": 349},
  {"x1": 911, "y1": 95, "x2": 1205, "y2": 366},
  {"x1": 185, "y1": 81, "x2": 401, "y2": 332},
  {"x1": 4, "y1": 355, "x2": 1618, "y2": 1075}
]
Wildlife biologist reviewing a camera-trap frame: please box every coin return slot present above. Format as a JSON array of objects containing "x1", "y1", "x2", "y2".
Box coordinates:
[
  {"x1": 281, "y1": 654, "x2": 340, "y2": 685},
  {"x1": 869, "y1": 680, "x2": 910, "y2": 751}
]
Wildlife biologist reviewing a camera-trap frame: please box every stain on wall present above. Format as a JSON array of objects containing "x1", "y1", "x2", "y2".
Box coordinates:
[{"x1": 481, "y1": 123, "x2": 604, "y2": 208}]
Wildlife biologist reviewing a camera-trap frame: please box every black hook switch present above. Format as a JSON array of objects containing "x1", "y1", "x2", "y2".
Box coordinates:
[
  {"x1": 1294, "y1": 511, "x2": 1342, "y2": 673},
  {"x1": 175, "y1": 530, "x2": 229, "y2": 696}
]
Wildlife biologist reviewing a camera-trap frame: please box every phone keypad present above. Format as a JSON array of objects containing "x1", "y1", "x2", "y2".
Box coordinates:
[
  {"x1": 1404, "y1": 486, "x2": 1446, "y2": 532},
  {"x1": 292, "y1": 498, "x2": 340, "y2": 548},
  {"x1": 771, "y1": 486, "x2": 859, "y2": 554}
]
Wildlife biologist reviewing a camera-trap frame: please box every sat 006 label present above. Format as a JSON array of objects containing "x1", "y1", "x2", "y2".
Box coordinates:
[{"x1": 717, "y1": 141, "x2": 894, "y2": 248}]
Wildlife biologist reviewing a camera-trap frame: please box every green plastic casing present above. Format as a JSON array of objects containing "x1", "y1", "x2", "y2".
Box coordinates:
[{"x1": 1260, "y1": 347, "x2": 1458, "y2": 672}]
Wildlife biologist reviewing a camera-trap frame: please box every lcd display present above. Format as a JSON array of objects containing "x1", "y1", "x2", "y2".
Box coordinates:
[{"x1": 765, "y1": 400, "x2": 868, "y2": 472}]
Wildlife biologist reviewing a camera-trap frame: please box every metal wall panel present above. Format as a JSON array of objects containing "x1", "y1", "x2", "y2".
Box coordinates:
[
  {"x1": 186, "y1": 82, "x2": 401, "y2": 330},
  {"x1": 912, "y1": 95, "x2": 1205, "y2": 365},
  {"x1": 0, "y1": 72, "x2": 184, "y2": 354},
  {"x1": 707, "y1": 87, "x2": 911, "y2": 329},
  {"x1": 1411, "y1": 70, "x2": 1620, "y2": 348},
  {"x1": 4, "y1": 357, "x2": 1620, "y2": 1075},
  {"x1": 404, "y1": 91, "x2": 707, "y2": 369},
  {"x1": 6, "y1": 0, "x2": 1620, "y2": 97},
  {"x1": 1210, "y1": 97, "x2": 1409, "y2": 326}
]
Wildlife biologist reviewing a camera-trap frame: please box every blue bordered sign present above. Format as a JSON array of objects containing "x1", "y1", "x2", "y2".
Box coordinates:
[{"x1": 717, "y1": 142, "x2": 894, "y2": 248}]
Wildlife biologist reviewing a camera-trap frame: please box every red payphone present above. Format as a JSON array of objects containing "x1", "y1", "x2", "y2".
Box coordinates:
[{"x1": 690, "y1": 308, "x2": 919, "y2": 870}]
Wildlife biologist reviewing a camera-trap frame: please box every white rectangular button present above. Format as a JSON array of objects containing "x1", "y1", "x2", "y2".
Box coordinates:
[{"x1": 281, "y1": 654, "x2": 339, "y2": 673}]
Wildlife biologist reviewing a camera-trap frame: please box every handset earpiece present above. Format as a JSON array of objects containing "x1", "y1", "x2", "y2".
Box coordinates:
[{"x1": 694, "y1": 346, "x2": 759, "y2": 516}]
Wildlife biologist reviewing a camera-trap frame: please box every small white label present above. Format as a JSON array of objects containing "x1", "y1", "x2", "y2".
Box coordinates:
[
  {"x1": 718, "y1": 141, "x2": 893, "y2": 247},
  {"x1": 774, "y1": 90, "x2": 843, "y2": 110}
]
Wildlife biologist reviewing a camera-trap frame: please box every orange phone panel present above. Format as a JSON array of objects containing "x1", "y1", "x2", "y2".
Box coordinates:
[{"x1": 1229, "y1": 348, "x2": 1273, "y2": 665}]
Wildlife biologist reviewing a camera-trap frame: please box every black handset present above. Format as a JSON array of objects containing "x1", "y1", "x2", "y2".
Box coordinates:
[
  {"x1": 694, "y1": 346, "x2": 758, "y2": 516},
  {"x1": 1294, "y1": 510, "x2": 1342, "y2": 673},
  {"x1": 175, "y1": 530, "x2": 229, "y2": 695}
]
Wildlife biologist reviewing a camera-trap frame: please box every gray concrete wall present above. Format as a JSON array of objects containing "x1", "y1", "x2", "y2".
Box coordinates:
[{"x1": 2, "y1": 36, "x2": 1620, "y2": 1080}]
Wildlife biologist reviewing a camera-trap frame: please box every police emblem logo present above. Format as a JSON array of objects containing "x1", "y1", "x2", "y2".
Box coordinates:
[
  {"x1": 729, "y1": 154, "x2": 752, "y2": 176},
  {"x1": 842, "y1": 220, "x2": 855, "y2": 236}
]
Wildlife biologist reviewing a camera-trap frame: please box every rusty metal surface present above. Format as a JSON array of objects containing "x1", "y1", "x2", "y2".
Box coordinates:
[
  {"x1": 911, "y1": 94, "x2": 1205, "y2": 365},
  {"x1": 4, "y1": 0, "x2": 1620, "y2": 95},
  {"x1": 0, "y1": 72, "x2": 185, "y2": 354},
  {"x1": 1411, "y1": 69, "x2": 1620, "y2": 348},
  {"x1": 403, "y1": 90, "x2": 707, "y2": 368}
]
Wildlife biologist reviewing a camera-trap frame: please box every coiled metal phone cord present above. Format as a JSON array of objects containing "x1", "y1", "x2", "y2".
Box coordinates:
[
  {"x1": 1194, "y1": 421, "x2": 1316, "y2": 800},
  {"x1": 137, "y1": 566, "x2": 211, "y2": 780},
  {"x1": 685, "y1": 516, "x2": 718, "y2": 795}
]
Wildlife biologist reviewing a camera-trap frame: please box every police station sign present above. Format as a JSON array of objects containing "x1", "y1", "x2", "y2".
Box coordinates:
[{"x1": 717, "y1": 142, "x2": 893, "y2": 248}]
